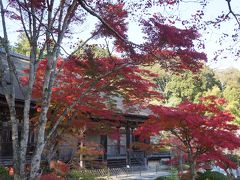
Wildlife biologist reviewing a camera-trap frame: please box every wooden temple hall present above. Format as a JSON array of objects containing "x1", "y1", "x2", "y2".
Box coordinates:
[
  {"x1": 57, "y1": 114, "x2": 150, "y2": 168},
  {"x1": 0, "y1": 49, "x2": 170, "y2": 168},
  {"x1": 0, "y1": 49, "x2": 35, "y2": 165}
]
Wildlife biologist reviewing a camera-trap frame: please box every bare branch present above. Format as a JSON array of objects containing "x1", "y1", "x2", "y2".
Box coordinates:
[
  {"x1": 226, "y1": 0, "x2": 240, "y2": 28},
  {"x1": 105, "y1": 38, "x2": 114, "y2": 58},
  {"x1": 36, "y1": 8, "x2": 45, "y2": 38},
  {"x1": 16, "y1": 1, "x2": 71, "y2": 55},
  {"x1": 18, "y1": 2, "x2": 31, "y2": 42}
]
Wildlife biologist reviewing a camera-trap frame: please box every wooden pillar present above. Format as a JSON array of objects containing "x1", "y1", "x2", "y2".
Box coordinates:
[
  {"x1": 126, "y1": 124, "x2": 130, "y2": 165},
  {"x1": 0, "y1": 124, "x2": 1, "y2": 158},
  {"x1": 131, "y1": 128, "x2": 135, "y2": 143},
  {"x1": 0, "y1": 110, "x2": 3, "y2": 158},
  {"x1": 117, "y1": 128, "x2": 120, "y2": 156},
  {"x1": 100, "y1": 135, "x2": 107, "y2": 160}
]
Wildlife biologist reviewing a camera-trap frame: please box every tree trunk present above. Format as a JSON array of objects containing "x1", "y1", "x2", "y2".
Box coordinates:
[
  {"x1": 79, "y1": 127, "x2": 86, "y2": 168},
  {"x1": 179, "y1": 150, "x2": 183, "y2": 174},
  {"x1": 188, "y1": 152, "x2": 196, "y2": 180},
  {"x1": 9, "y1": 105, "x2": 21, "y2": 180},
  {"x1": 19, "y1": 99, "x2": 31, "y2": 180},
  {"x1": 0, "y1": 6, "x2": 23, "y2": 180},
  {"x1": 79, "y1": 141, "x2": 84, "y2": 168},
  {"x1": 29, "y1": 53, "x2": 58, "y2": 179},
  {"x1": 20, "y1": 43, "x2": 38, "y2": 179},
  {"x1": 29, "y1": 106, "x2": 51, "y2": 179},
  {"x1": 189, "y1": 161, "x2": 196, "y2": 180}
]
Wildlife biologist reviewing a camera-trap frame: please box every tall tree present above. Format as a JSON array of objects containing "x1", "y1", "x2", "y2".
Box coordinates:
[{"x1": 0, "y1": 0, "x2": 206, "y2": 179}]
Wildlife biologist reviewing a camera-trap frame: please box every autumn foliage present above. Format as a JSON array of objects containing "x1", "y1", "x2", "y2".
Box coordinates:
[
  {"x1": 141, "y1": 15, "x2": 206, "y2": 72},
  {"x1": 24, "y1": 51, "x2": 163, "y2": 164},
  {"x1": 21, "y1": 9, "x2": 208, "y2": 173},
  {"x1": 27, "y1": 54, "x2": 160, "y2": 122},
  {"x1": 16, "y1": 0, "x2": 208, "y2": 137},
  {"x1": 2, "y1": 0, "x2": 212, "y2": 178},
  {"x1": 136, "y1": 96, "x2": 240, "y2": 178}
]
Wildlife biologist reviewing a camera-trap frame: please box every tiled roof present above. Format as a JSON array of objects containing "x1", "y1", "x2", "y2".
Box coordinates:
[
  {"x1": 0, "y1": 49, "x2": 151, "y2": 117},
  {"x1": 0, "y1": 48, "x2": 29, "y2": 101}
]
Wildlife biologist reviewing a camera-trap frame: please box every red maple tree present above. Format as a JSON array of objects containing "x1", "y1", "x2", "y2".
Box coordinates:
[
  {"x1": 28, "y1": 49, "x2": 162, "y2": 165},
  {"x1": 136, "y1": 96, "x2": 240, "y2": 180}
]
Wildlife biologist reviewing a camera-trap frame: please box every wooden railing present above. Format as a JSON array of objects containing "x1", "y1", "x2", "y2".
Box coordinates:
[{"x1": 147, "y1": 151, "x2": 171, "y2": 159}]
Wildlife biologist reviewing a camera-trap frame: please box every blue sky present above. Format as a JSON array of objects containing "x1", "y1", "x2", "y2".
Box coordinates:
[{"x1": 1, "y1": 0, "x2": 239, "y2": 70}]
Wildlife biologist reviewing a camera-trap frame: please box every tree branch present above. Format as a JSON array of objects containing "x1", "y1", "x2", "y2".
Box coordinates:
[
  {"x1": 78, "y1": 0, "x2": 130, "y2": 45},
  {"x1": 226, "y1": 0, "x2": 240, "y2": 28},
  {"x1": 45, "y1": 61, "x2": 131, "y2": 141}
]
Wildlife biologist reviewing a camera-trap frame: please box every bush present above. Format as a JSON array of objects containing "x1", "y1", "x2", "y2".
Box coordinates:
[
  {"x1": 196, "y1": 170, "x2": 230, "y2": 180},
  {"x1": 49, "y1": 160, "x2": 70, "y2": 176},
  {"x1": 39, "y1": 173, "x2": 64, "y2": 180},
  {"x1": 155, "y1": 177, "x2": 168, "y2": 180},
  {"x1": 41, "y1": 167, "x2": 55, "y2": 175},
  {"x1": 155, "y1": 168, "x2": 180, "y2": 180},
  {"x1": 0, "y1": 174, "x2": 14, "y2": 180},
  {"x1": 0, "y1": 166, "x2": 13, "y2": 180},
  {"x1": 167, "y1": 168, "x2": 180, "y2": 180},
  {"x1": 0, "y1": 165, "x2": 8, "y2": 175},
  {"x1": 65, "y1": 170, "x2": 97, "y2": 180},
  {"x1": 155, "y1": 176, "x2": 179, "y2": 180},
  {"x1": 180, "y1": 172, "x2": 191, "y2": 180}
]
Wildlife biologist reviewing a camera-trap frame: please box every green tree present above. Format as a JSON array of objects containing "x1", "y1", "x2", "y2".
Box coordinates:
[
  {"x1": 13, "y1": 33, "x2": 31, "y2": 56},
  {"x1": 74, "y1": 43, "x2": 109, "y2": 58},
  {"x1": 203, "y1": 85, "x2": 222, "y2": 97},
  {"x1": 216, "y1": 68, "x2": 240, "y2": 89},
  {"x1": 216, "y1": 68, "x2": 240, "y2": 124},
  {"x1": 158, "y1": 67, "x2": 221, "y2": 105}
]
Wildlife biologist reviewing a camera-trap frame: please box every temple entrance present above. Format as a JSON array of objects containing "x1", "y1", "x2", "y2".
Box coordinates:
[
  {"x1": 0, "y1": 128, "x2": 13, "y2": 156},
  {"x1": 0, "y1": 108, "x2": 13, "y2": 157}
]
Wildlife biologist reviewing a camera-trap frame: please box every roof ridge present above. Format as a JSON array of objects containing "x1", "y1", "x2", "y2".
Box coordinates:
[{"x1": 0, "y1": 48, "x2": 29, "y2": 61}]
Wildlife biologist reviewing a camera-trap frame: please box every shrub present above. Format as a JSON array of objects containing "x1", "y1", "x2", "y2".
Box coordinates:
[
  {"x1": 167, "y1": 168, "x2": 180, "y2": 180},
  {"x1": 196, "y1": 170, "x2": 230, "y2": 180},
  {"x1": 0, "y1": 174, "x2": 14, "y2": 180},
  {"x1": 65, "y1": 170, "x2": 97, "y2": 180},
  {"x1": 49, "y1": 160, "x2": 70, "y2": 176},
  {"x1": 180, "y1": 172, "x2": 191, "y2": 180},
  {"x1": 155, "y1": 176, "x2": 179, "y2": 180},
  {"x1": 0, "y1": 166, "x2": 13, "y2": 180},
  {"x1": 41, "y1": 167, "x2": 55, "y2": 175},
  {"x1": 155, "y1": 177, "x2": 168, "y2": 180},
  {"x1": 39, "y1": 173, "x2": 64, "y2": 180},
  {"x1": 0, "y1": 165, "x2": 8, "y2": 175},
  {"x1": 155, "y1": 168, "x2": 180, "y2": 180}
]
